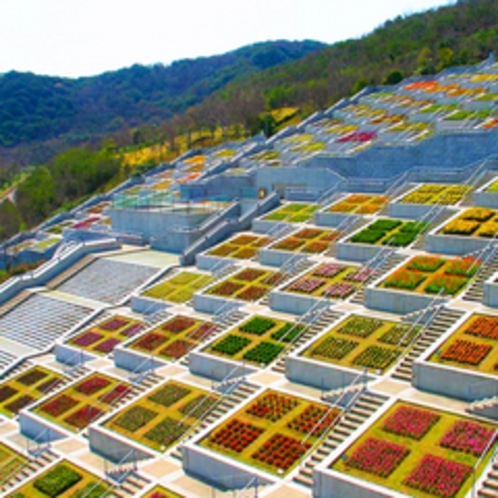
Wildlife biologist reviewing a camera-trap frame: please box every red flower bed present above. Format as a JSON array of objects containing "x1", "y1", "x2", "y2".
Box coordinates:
[
  {"x1": 382, "y1": 405, "x2": 440, "y2": 440},
  {"x1": 236, "y1": 285, "x2": 268, "y2": 302},
  {"x1": 5, "y1": 395, "x2": 35, "y2": 414},
  {"x1": 323, "y1": 282, "x2": 357, "y2": 299},
  {"x1": 294, "y1": 228, "x2": 323, "y2": 239},
  {"x1": 40, "y1": 394, "x2": 79, "y2": 417},
  {"x1": 312, "y1": 264, "x2": 346, "y2": 278},
  {"x1": 440, "y1": 339, "x2": 492, "y2": 366},
  {"x1": 406, "y1": 255, "x2": 445, "y2": 272},
  {"x1": 440, "y1": 420, "x2": 495, "y2": 456},
  {"x1": 287, "y1": 405, "x2": 339, "y2": 437},
  {"x1": 210, "y1": 281, "x2": 244, "y2": 296},
  {"x1": 288, "y1": 277, "x2": 326, "y2": 294},
  {"x1": 233, "y1": 269, "x2": 267, "y2": 282},
  {"x1": 246, "y1": 393, "x2": 299, "y2": 422},
  {"x1": 384, "y1": 269, "x2": 427, "y2": 290},
  {"x1": 162, "y1": 316, "x2": 196, "y2": 334},
  {"x1": 76, "y1": 376, "x2": 111, "y2": 396},
  {"x1": 273, "y1": 237, "x2": 304, "y2": 251},
  {"x1": 262, "y1": 272, "x2": 287, "y2": 286},
  {"x1": 444, "y1": 257, "x2": 480, "y2": 277},
  {"x1": 465, "y1": 316, "x2": 498, "y2": 340},
  {"x1": 134, "y1": 332, "x2": 168, "y2": 351},
  {"x1": 72, "y1": 331, "x2": 103, "y2": 347},
  {"x1": 188, "y1": 322, "x2": 217, "y2": 341},
  {"x1": 404, "y1": 454, "x2": 472, "y2": 498},
  {"x1": 65, "y1": 405, "x2": 104, "y2": 429},
  {"x1": 16, "y1": 369, "x2": 48, "y2": 386},
  {"x1": 160, "y1": 339, "x2": 194, "y2": 359},
  {"x1": 345, "y1": 438, "x2": 409, "y2": 477},
  {"x1": 100, "y1": 317, "x2": 130, "y2": 331},
  {"x1": 252, "y1": 433, "x2": 310, "y2": 470},
  {"x1": 120, "y1": 323, "x2": 145, "y2": 337},
  {"x1": 94, "y1": 338, "x2": 121, "y2": 353},
  {"x1": 99, "y1": 384, "x2": 132, "y2": 404},
  {"x1": 209, "y1": 419, "x2": 263, "y2": 453},
  {"x1": 0, "y1": 385, "x2": 17, "y2": 402}
]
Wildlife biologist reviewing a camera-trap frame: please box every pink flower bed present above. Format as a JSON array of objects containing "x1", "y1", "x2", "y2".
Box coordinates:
[
  {"x1": 440, "y1": 420, "x2": 495, "y2": 456},
  {"x1": 94, "y1": 338, "x2": 121, "y2": 353},
  {"x1": 337, "y1": 131, "x2": 377, "y2": 143},
  {"x1": 288, "y1": 277, "x2": 326, "y2": 294},
  {"x1": 76, "y1": 376, "x2": 111, "y2": 396},
  {"x1": 313, "y1": 264, "x2": 346, "y2": 278},
  {"x1": 100, "y1": 317, "x2": 130, "y2": 331},
  {"x1": 345, "y1": 268, "x2": 376, "y2": 283},
  {"x1": 345, "y1": 438, "x2": 409, "y2": 477},
  {"x1": 382, "y1": 405, "x2": 440, "y2": 440},
  {"x1": 404, "y1": 454, "x2": 472, "y2": 498},
  {"x1": 72, "y1": 331, "x2": 102, "y2": 347},
  {"x1": 120, "y1": 323, "x2": 145, "y2": 337},
  {"x1": 323, "y1": 282, "x2": 357, "y2": 299}
]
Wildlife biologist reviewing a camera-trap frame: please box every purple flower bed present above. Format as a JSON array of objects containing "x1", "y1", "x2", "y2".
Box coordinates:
[
  {"x1": 404, "y1": 454, "x2": 472, "y2": 498},
  {"x1": 440, "y1": 420, "x2": 495, "y2": 456},
  {"x1": 312, "y1": 264, "x2": 346, "y2": 278},
  {"x1": 323, "y1": 282, "x2": 357, "y2": 299},
  {"x1": 100, "y1": 317, "x2": 130, "y2": 331},
  {"x1": 288, "y1": 277, "x2": 326, "y2": 294},
  {"x1": 120, "y1": 323, "x2": 145, "y2": 337},
  {"x1": 382, "y1": 405, "x2": 440, "y2": 440},
  {"x1": 94, "y1": 338, "x2": 121, "y2": 354},
  {"x1": 72, "y1": 331, "x2": 103, "y2": 347}
]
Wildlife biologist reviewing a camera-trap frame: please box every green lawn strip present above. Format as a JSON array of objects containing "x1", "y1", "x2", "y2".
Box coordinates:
[
  {"x1": 429, "y1": 314, "x2": 498, "y2": 375},
  {"x1": 302, "y1": 315, "x2": 416, "y2": 373},
  {"x1": 201, "y1": 390, "x2": 340, "y2": 476},
  {"x1": 105, "y1": 381, "x2": 217, "y2": 452},
  {"x1": 128, "y1": 316, "x2": 215, "y2": 361},
  {"x1": 206, "y1": 316, "x2": 297, "y2": 366},
  {"x1": 33, "y1": 374, "x2": 126, "y2": 433},
  {"x1": 331, "y1": 401, "x2": 496, "y2": 498},
  {"x1": 8, "y1": 460, "x2": 110, "y2": 498},
  {"x1": 0, "y1": 366, "x2": 64, "y2": 418},
  {"x1": 142, "y1": 272, "x2": 213, "y2": 303}
]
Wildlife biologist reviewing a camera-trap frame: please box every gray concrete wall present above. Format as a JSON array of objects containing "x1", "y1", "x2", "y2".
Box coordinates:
[
  {"x1": 365, "y1": 287, "x2": 448, "y2": 314},
  {"x1": 188, "y1": 351, "x2": 257, "y2": 381}
]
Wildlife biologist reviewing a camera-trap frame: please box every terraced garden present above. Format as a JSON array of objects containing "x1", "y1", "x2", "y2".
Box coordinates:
[
  {"x1": 270, "y1": 228, "x2": 338, "y2": 254},
  {"x1": 331, "y1": 401, "x2": 497, "y2": 498},
  {"x1": 200, "y1": 390, "x2": 341, "y2": 475},
  {"x1": 104, "y1": 381, "x2": 219, "y2": 452}
]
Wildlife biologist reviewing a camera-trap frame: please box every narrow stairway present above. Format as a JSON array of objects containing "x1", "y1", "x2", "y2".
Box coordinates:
[{"x1": 462, "y1": 251, "x2": 498, "y2": 302}]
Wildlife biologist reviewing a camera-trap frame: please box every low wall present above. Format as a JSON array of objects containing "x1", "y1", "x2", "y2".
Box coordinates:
[
  {"x1": 425, "y1": 233, "x2": 490, "y2": 256},
  {"x1": 258, "y1": 248, "x2": 305, "y2": 267},
  {"x1": 130, "y1": 295, "x2": 170, "y2": 314},
  {"x1": 55, "y1": 344, "x2": 96, "y2": 366},
  {"x1": 19, "y1": 412, "x2": 68, "y2": 443},
  {"x1": 193, "y1": 292, "x2": 240, "y2": 315},
  {"x1": 113, "y1": 347, "x2": 165, "y2": 373},
  {"x1": 365, "y1": 287, "x2": 448, "y2": 314},
  {"x1": 188, "y1": 351, "x2": 258, "y2": 381},
  {"x1": 473, "y1": 190, "x2": 498, "y2": 209},
  {"x1": 269, "y1": 290, "x2": 326, "y2": 315},
  {"x1": 315, "y1": 211, "x2": 360, "y2": 228},
  {"x1": 483, "y1": 279, "x2": 498, "y2": 307},
  {"x1": 335, "y1": 242, "x2": 382, "y2": 263},
  {"x1": 387, "y1": 202, "x2": 437, "y2": 220}
]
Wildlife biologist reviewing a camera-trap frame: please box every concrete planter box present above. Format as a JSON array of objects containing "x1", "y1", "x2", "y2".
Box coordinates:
[
  {"x1": 113, "y1": 346, "x2": 165, "y2": 373},
  {"x1": 285, "y1": 355, "x2": 376, "y2": 391},
  {"x1": 483, "y1": 278, "x2": 498, "y2": 307},
  {"x1": 335, "y1": 241, "x2": 382, "y2": 262},
  {"x1": 188, "y1": 351, "x2": 258, "y2": 381},
  {"x1": 195, "y1": 253, "x2": 229, "y2": 271},
  {"x1": 387, "y1": 201, "x2": 443, "y2": 220},
  {"x1": 182, "y1": 443, "x2": 274, "y2": 491},
  {"x1": 130, "y1": 294, "x2": 170, "y2": 315},
  {"x1": 365, "y1": 286, "x2": 448, "y2": 314},
  {"x1": 473, "y1": 190, "x2": 498, "y2": 209},
  {"x1": 315, "y1": 210, "x2": 361, "y2": 228},
  {"x1": 19, "y1": 411, "x2": 68, "y2": 443},
  {"x1": 269, "y1": 289, "x2": 330, "y2": 315},
  {"x1": 88, "y1": 425, "x2": 155, "y2": 463},
  {"x1": 258, "y1": 247, "x2": 307, "y2": 267},
  {"x1": 413, "y1": 359, "x2": 498, "y2": 402},
  {"x1": 251, "y1": 218, "x2": 288, "y2": 234},
  {"x1": 55, "y1": 343, "x2": 96, "y2": 366},
  {"x1": 425, "y1": 232, "x2": 491, "y2": 256},
  {"x1": 193, "y1": 292, "x2": 240, "y2": 315}
]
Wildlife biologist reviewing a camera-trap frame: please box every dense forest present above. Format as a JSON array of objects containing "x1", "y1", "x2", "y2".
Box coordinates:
[{"x1": 1, "y1": 0, "x2": 498, "y2": 244}]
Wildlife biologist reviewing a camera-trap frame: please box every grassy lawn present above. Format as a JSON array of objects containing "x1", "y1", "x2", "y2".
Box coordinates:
[
  {"x1": 0, "y1": 366, "x2": 64, "y2": 418},
  {"x1": 105, "y1": 380, "x2": 218, "y2": 452},
  {"x1": 331, "y1": 401, "x2": 496, "y2": 498},
  {"x1": 400, "y1": 184, "x2": 471, "y2": 205},
  {"x1": 429, "y1": 313, "x2": 498, "y2": 375},
  {"x1": 302, "y1": 314, "x2": 418, "y2": 373}
]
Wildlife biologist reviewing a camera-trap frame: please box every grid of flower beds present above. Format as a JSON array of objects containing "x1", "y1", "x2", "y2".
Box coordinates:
[
  {"x1": 67, "y1": 315, "x2": 145, "y2": 356},
  {"x1": 0, "y1": 441, "x2": 25, "y2": 483},
  {"x1": 33, "y1": 373, "x2": 133, "y2": 432},
  {"x1": 104, "y1": 380, "x2": 219, "y2": 452},
  {"x1": 302, "y1": 315, "x2": 418, "y2": 373},
  {"x1": 400, "y1": 184, "x2": 471, "y2": 205},
  {"x1": 207, "y1": 234, "x2": 272, "y2": 259},
  {"x1": 0, "y1": 366, "x2": 64, "y2": 418},
  {"x1": 7, "y1": 460, "x2": 110, "y2": 497},
  {"x1": 430, "y1": 314, "x2": 498, "y2": 375},
  {"x1": 330, "y1": 401, "x2": 496, "y2": 498},
  {"x1": 440, "y1": 207, "x2": 498, "y2": 237},
  {"x1": 284, "y1": 263, "x2": 375, "y2": 301},
  {"x1": 141, "y1": 271, "x2": 214, "y2": 303},
  {"x1": 263, "y1": 203, "x2": 318, "y2": 223},
  {"x1": 327, "y1": 194, "x2": 388, "y2": 215},
  {"x1": 270, "y1": 228, "x2": 338, "y2": 254},
  {"x1": 205, "y1": 316, "x2": 304, "y2": 367},
  {"x1": 206, "y1": 268, "x2": 284, "y2": 302},
  {"x1": 380, "y1": 255, "x2": 480, "y2": 296},
  {"x1": 348, "y1": 218, "x2": 427, "y2": 247},
  {"x1": 142, "y1": 486, "x2": 185, "y2": 498},
  {"x1": 127, "y1": 315, "x2": 218, "y2": 361},
  {"x1": 200, "y1": 390, "x2": 341, "y2": 475}
]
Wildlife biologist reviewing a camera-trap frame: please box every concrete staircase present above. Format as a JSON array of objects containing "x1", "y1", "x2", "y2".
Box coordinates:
[
  {"x1": 467, "y1": 396, "x2": 498, "y2": 420},
  {"x1": 391, "y1": 308, "x2": 465, "y2": 382},
  {"x1": 0, "y1": 448, "x2": 59, "y2": 493},
  {"x1": 462, "y1": 252, "x2": 498, "y2": 302},
  {"x1": 293, "y1": 391, "x2": 389, "y2": 488},
  {"x1": 170, "y1": 381, "x2": 259, "y2": 461},
  {"x1": 0, "y1": 290, "x2": 31, "y2": 318},
  {"x1": 110, "y1": 472, "x2": 152, "y2": 498},
  {"x1": 272, "y1": 309, "x2": 343, "y2": 374},
  {"x1": 478, "y1": 457, "x2": 498, "y2": 498}
]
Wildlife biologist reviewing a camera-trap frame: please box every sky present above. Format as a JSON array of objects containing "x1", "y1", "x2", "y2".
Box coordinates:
[{"x1": 0, "y1": 0, "x2": 456, "y2": 79}]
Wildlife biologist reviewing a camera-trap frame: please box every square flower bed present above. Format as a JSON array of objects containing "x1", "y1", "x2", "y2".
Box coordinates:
[
  {"x1": 331, "y1": 401, "x2": 496, "y2": 498},
  {"x1": 380, "y1": 256, "x2": 480, "y2": 296},
  {"x1": 349, "y1": 218, "x2": 427, "y2": 247},
  {"x1": 105, "y1": 381, "x2": 219, "y2": 452},
  {"x1": 440, "y1": 208, "x2": 498, "y2": 237},
  {"x1": 303, "y1": 315, "x2": 417, "y2": 373},
  {"x1": 68, "y1": 314, "x2": 145, "y2": 356},
  {"x1": 201, "y1": 389, "x2": 338, "y2": 475},
  {"x1": 264, "y1": 203, "x2": 319, "y2": 223},
  {"x1": 327, "y1": 195, "x2": 388, "y2": 215},
  {"x1": 400, "y1": 184, "x2": 471, "y2": 205},
  {"x1": 271, "y1": 229, "x2": 338, "y2": 254},
  {"x1": 206, "y1": 315, "x2": 300, "y2": 367},
  {"x1": 207, "y1": 234, "x2": 272, "y2": 259}
]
